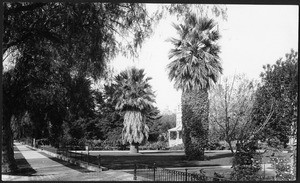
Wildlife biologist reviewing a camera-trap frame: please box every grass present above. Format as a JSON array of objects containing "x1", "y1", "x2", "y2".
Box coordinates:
[
  {"x1": 75, "y1": 150, "x2": 234, "y2": 170},
  {"x1": 37, "y1": 145, "x2": 282, "y2": 180}
]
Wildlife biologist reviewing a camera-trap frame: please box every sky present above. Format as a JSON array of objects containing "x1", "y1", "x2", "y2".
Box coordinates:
[{"x1": 110, "y1": 4, "x2": 299, "y2": 113}]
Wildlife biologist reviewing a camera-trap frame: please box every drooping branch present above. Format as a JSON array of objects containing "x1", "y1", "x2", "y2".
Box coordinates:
[{"x1": 4, "y1": 3, "x2": 47, "y2": 16}]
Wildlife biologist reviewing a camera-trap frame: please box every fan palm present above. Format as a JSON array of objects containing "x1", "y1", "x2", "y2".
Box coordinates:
[
  {"x1": 114, "y1": 67, "x2": 156, "y2": 153},
  {"x1": 167, "y1": 14, "x2": 223, "y2": 160}
]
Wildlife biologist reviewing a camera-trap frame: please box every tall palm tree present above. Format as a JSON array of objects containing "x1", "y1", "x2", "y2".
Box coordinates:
[
  {"x1": 167, "y1": 14, "x2": 223, "y2": 160},
  {"x1": 114, "y1": 67, "x2": 156, "y2": 153}
]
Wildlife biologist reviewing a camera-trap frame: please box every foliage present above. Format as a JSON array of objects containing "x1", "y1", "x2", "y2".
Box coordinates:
[
  {"x1": 252, "y1": 49, "x2": 298, "y2": 147},
  {"x1": 113, "y1": 67, "x2": 157, "y2": 146},
  {"x1": 207, "y1": 141, "x2": 224, "y2": 150},
  {"x1": 209, "y1": 74, "x2": 258, "y2": 154},
  {"x1": 122, "y1": 111, "x2": 149, "y2": 144},
  {"x1": 270, "y1": 156, "x2": 295, "y2": 181},
  {"x1": 230, "y1": 141, "x2": 263, "y2": 181},
  {"x1": 147, "y1": 113, "x2": 175, "y2": 142},
  {"x1": 169, "y1": 143, "x2": 184, "y2": 151},
  {"x1": 167, "y1": 15, "x2": 222, "y2": 92},
  {"x1": 141, "y1": 141, "x2": 168, "y2": 150},
  {"x1": 162, "y1": 4, "x2": 227, "y2": 21},
  {"x1": 3, "y1": 2, "x2": 158, "y2": 78},
  {"x1": 3, "y1": 2, "x2": 159, "y2": 172},
  {"x1": 167, "y1": 13, "x2": 222, "y2": 160}
]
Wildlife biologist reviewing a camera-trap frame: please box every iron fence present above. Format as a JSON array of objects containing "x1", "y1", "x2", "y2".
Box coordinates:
[
  {"x1": 41, "y1": 145, "x2": 102, "y2": 168},
  {"x1": 133, "y1": 163, "x2": 231, "y2": 181}
]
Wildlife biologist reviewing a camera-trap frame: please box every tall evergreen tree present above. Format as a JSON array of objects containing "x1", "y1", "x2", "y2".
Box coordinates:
[
  {"x1": 167, "y1": 13, "x2": 222, "y2": 160},
  {"x1": 2, "y1": 2, "x2": 158, "y2": 173}
]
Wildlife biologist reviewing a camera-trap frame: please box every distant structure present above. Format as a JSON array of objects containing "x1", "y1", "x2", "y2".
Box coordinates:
[{"x1": 168, "y1": 104, "x2": 183, "y2": 147}]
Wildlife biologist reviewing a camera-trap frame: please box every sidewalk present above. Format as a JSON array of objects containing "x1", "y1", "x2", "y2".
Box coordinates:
[{"x1": 2, "y1": 143, "x2": 136, "y2": 181}]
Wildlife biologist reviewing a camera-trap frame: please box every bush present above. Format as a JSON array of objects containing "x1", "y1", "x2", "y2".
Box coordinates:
[
  {"x1": 230, "y1": 141, "x2": 262, "y2": 181},
  {"x1": 169, "y1": 143, "x2": 184, "y2": 150},
  {"x1": 207, "y1": 141, "x2": 223, "y2": 150},
  {"x1": 141, "y1": 141, "x2": 168, "y2": 150},
  {"x1": 270, "y1": 153, "x2": 295, "y2": 181},
  {"x1": 267, "y1": 137, "x2": 284, "y2": 149}
]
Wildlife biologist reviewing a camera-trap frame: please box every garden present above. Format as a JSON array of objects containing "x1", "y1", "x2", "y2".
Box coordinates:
[{"x1": 2, "y1": 3, "x2": 297, "y2": 181}]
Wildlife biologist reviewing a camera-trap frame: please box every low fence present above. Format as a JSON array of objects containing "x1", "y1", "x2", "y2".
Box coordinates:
[
  {"x1": 40, "y1": 145, "x2": 102, "y2": 168},
  {"x1": 133, "y1": 163, "x2": 231, "y2": 181}
]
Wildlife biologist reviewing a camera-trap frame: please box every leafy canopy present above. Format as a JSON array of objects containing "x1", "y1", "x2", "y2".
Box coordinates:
[
  {"x1": 252, "y1": 49, "x2": 298, "y2": 146},
  {"x1": 167, "y1": 13, "x2": 223, "y2": 92},
  {"x1": 3, "y1": 2, "x2": 157, "y2": 79},
  {"x1": 114, "y1": 67, "x2": 156, "y2": 113}
]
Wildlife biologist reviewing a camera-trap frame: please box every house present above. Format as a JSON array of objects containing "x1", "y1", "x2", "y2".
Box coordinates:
[{"x1": 168, "y1": 104, "x2": 183, "y2": 147}]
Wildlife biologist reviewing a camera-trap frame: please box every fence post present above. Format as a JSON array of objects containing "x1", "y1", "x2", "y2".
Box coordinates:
[
  {"x1": 87, "y1": 150, "x2": 89, "y2": 165},
  {"x1": 264, "y1": 162, "x2": 266, "y2": 179},
  {"x1": 153, "y1": 163, "x2": 156, "y2": 181},
  {"x1": 133, "y1": 164, "x2": 137, "y2": 180},
  {"x1": 185, "y1": 168, "x2": 188, "y2": 181},
  {"x1": 98, "y1": 154, "x2": 101, "y2": 168}
]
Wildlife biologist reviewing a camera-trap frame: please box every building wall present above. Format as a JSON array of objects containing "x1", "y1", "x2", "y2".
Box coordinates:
[
  {"x1": 176, "y1": 104, "x2": 182, "y2": 127},
  {"x1": 168, "y1": 104, "x2": 183, "y2": 147}
]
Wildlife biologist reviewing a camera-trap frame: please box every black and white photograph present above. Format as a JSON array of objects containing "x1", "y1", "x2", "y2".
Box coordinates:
[{"x1": 1, "y1": 1, "x2": 298, "y2": 181}]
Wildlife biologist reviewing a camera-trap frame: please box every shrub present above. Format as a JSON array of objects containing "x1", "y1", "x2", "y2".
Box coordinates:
[
  {"x1": 267, "y1": 137, "x2": 284, "y2": 149},
  {"x1": 170, "y1": 143, "x2": 184, "y2": 150},
  {"x1": 270, "y1": 154, "x2": 295, "y2": 181},
  {"x1": 141, "y1": 141, "x2": 168, "y2": 150},
  {"x1": 207, "y1": 141, "x2": 223, "y2": 150},
  {"x1": 230, "y1": 141, "x2": 263, "y2": 181},
  {"x1": 213, "y1": 172, "x2": 226, "y2": 181}
]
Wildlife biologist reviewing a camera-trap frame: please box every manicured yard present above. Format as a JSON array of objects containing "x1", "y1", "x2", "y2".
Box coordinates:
[
  {"x1": 75, "y1": 150, "x2": 234, "y2": 170},
  {"x1": 41, "y1": 145, "x2": 289, "y2": 180}
]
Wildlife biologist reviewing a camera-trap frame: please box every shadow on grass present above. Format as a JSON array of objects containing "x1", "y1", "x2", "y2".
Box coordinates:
[
  {"x1": 37, "y1": 145, "x2": 233, "y2": 171},
  {"x1": 206, "y1": 152, "x2": 233, "y2": 160}
]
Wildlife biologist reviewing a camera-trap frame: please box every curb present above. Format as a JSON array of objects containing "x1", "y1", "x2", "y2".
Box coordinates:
[{"x1": 26, "y1": 145, "x2": 108, "y2": 172}]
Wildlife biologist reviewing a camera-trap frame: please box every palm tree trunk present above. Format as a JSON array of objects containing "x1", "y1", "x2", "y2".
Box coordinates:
[
  {"x1": 181, "y1": 89, "x2": 209, "y2": 160},
  {"x1": 129, "y1": 142, "x2": 139, "y2": 154},
  {"x1": 2, "y1": 112, "x2": 18, "y2": 173}
]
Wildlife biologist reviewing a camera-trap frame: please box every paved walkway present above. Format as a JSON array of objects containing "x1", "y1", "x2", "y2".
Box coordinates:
[{"x1": 2, "y1": 143, "x2": 136, "y2": 181}]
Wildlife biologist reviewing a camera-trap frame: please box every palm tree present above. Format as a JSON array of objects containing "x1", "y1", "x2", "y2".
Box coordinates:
[
  {"x1": 113, "y1": 67, "x2": 156, "y2": 153},
  {"x1": 167, "y1": 14, "x2": 223, "y2": 160}
]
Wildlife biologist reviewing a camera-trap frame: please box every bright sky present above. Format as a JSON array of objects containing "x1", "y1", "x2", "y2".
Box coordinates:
[{"x1": 110, "y1": 5, "x2": 299, "y2": 113}]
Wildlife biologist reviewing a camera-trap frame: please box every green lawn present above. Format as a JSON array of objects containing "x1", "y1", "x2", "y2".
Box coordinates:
[{"x1": 81, "y1": 150, "x2": 234, "y2": 170}]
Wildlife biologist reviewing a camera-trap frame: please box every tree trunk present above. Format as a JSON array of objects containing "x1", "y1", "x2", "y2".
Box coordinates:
[
  {"x1": 2, "y1": 113, "x2": 18, "y2": 173},
  {"x1": 181, "y1": 89, "x2": 209, "y2": 160},
  {"x1": 129, "y1": 143, "x2": 139, "y2": 154},
  {"x1": 226, "y1": 139, "x2": 235, "y2": 154}
]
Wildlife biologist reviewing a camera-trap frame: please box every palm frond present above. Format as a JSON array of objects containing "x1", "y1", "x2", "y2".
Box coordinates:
[
  {"x1": 122, "y1": 111, "x2": 149, "y2": 144},
  {"x1": 167, "y1": 14, "x2": 222, "y2": 92}
]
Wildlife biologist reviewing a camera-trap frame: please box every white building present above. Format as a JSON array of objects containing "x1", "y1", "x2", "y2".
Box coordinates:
[{"x1": 168, "y1": 104, "x2": 183, "y2": 147}]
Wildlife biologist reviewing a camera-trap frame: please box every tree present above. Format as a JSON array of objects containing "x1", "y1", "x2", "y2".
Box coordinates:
[
  {"x1": 2, "y1": 2, "x2": 158, "y2": 173},
  {"x1": 113, "y1": 67, "x2": 157, "y2": 153},
  {"x1": 163, "y1": 4, "x2": 227, "y2": 21},
  {"x1": 167, "y1": 13, "x2": 222, "y2": 160},
  {"x1": 148, "y1": 113, "x2": 175, "y2": 142},
  {"x1": 252, "y1": 49, "x2": 298, "y2": 147},
  {"x1": 209, "y1": 74, "x2": 258, "y2": 154}
]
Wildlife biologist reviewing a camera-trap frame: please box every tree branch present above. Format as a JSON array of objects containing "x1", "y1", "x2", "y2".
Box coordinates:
[{"x1": 4, "y1": 3, "x2": 47, "y2": 16}]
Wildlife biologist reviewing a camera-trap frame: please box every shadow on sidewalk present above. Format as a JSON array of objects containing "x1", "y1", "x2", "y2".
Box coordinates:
[{"x1": 3, "y1": 145, "x2": 37, "y2": 176}]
